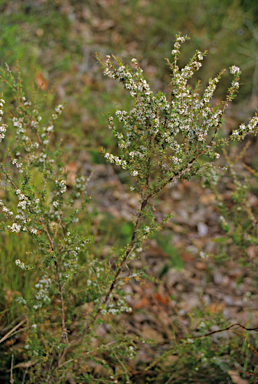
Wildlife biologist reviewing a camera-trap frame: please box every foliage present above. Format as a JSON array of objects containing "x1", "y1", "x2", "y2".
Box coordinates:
[{"x1": 0, "y1": 35, "x2": 258, "y2": 383}]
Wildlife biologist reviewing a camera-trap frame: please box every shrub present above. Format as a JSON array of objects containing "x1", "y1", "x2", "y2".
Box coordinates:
[{"x1": 1, "y1": 34, "x2": 257, "y2": 383}]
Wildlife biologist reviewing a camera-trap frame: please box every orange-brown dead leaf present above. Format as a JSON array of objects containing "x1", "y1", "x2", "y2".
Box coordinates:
[{"x1": 36, "y1": 72, "x2": 48, "y2": 90}]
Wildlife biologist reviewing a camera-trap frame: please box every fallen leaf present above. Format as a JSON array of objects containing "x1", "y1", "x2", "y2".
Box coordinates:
[
  {"x1": 246, "y1": 245, "x2": 257, "y2": 259},
  {"x1": 227, "y1": 370, "x2": 248, "y2": 384},
  {"x1": 140, "y1": 325, "x2": 164, "y2": 343},
  {"x1": 35, "y1": 72, "x2": 48, "y2": 90},
  {"x1": 209, "y1": 303, "x2": 224, "y2": 314},
  {"x1": 153, "y1": 293, "x2": 170, "y2": 305},
  {"x1": 199, "y1": 193, "x2": 216, "y2": 204},
  {"x1": 133, "y1": 296, "x2": 150, "y2": 309},
  {"x1": 195, "y1": 261, "x2": 207, "y2": 270}
]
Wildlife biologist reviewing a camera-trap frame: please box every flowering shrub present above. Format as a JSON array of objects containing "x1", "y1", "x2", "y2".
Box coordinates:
[{"x1": 1, "y1": 35, "x2": 258, "y2": 383}]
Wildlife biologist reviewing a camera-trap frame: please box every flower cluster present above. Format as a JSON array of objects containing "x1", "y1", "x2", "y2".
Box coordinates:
[
  {"x1": 0, "y1": 98, "x2": 7, "y2": 142},
  {"x1": 97, "y1": 34, "x2": 249, "y2": 198},
  {"x1": 55, "y1": 179, "x2": 67, "y2": 194},
  {"x1": 33, "y1": 275, "x2": 52, "y2": 309},
  {"x1": 15, "y1": 259, "x2": 28, "y2": 270},
  {"x1": 231, "y1": 114, "x2": 258, "y2": 139}
]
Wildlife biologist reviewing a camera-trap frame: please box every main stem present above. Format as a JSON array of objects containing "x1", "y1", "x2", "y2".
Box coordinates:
[
  {"x1": 44, "y1": 225, "x2": 67, "y2": 343},
  {"x1": 57, "y1": 198, "x2": 148, "y2": 365},
  {"x1": 74, "y1": 198, "x2": 148, "y2": 344}
]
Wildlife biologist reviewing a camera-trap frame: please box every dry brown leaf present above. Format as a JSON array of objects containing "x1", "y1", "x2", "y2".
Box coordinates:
[
  {"x1": 65, "y1": 161, "x2": 79, "y2": 186},
  {"x1": 35, "y1": 72, "x2": 48, "y2": 90},
  {"x1": 199, "y1": 193, "x2": 216, "y2": 205},
  {"x1": 133, "y1": 296, "x2": 150, "y2": 309},
  {"x1": 246, "y1": 245, "x2": 257, "y2": 259},
  {"x1": 195, "y1": 261, "x2": 207, "y2": 270},
  {"x1": 140, "y1": 325, "x2": 164, "y2": 343},
  {"x1": 209, "y1": 303, "x2": 224, "y2": 314},
  {"x1": 227, "y1": 370, "x2": 248, "y2": 384},
  {"x1": 153, "y1": 293, "x2": 170, "y2": 306}
]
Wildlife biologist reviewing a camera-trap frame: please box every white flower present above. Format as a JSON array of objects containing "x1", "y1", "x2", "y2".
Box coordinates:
[
  {"x1": 232, "y1": 81, "x2": 239, "y2": 88},
  {"x1": 9, "y1": 223, "x2": 21, "y2": 233},
  {"x1": 131, "y1": 171, "x2": 138, "y2": 176},
  {"x1": 17, "y1": 201, "x2": 27, "y2": 210},
  {"x1": 55, "y1": 104, "x2": 63, "y2": 113},
  {"x1": 230, "y1": 65, "x2": 241, "y2": 75}
]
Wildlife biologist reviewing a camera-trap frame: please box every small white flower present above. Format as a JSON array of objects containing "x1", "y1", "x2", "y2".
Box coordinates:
[
  {"x1": 131, "y1": 170, "x2": 138, "y2": 176},
  {"x1": 230, "y1": 65, "x2": 241, "y2": 75},
  {"x1": 9, "y1": 223, "x2": 21, "y2": 233},
  {"x1": 232, "y1": 81, "x2": 239, "y2": 88}
]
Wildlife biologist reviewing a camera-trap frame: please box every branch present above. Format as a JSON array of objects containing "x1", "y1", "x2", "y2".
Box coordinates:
[
  {"x1": 58, "y1": 198, "x2": 149, "y2": 366},
  {"x1": 183, "y1": 322, "x2": 258, "y2": 340}
]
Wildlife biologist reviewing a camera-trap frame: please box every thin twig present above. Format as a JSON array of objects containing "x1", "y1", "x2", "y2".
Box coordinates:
[
  {"x1": 10, "y1": 355, "x2": 14, "y2": 384},
  {"x1": 57, "y1": 359, "x2": 74, "y2": 369},
  {"x1": 43, "y1": 223, "x2": 67, "y2": 344},
  {"x1": 0, "y1": 165, "x2": 18, "y2": 190},
  {"x1": 43, "y1": 225, "x2": 54, "y2": 250},
  {"x1": 54, "y1": 259, "x2": 67, "y2": 344},
  {"x1": 183, "y1": 322, "x2": 258, "y2": 340},
  {"x1": 0, "y1": 318, "x2": 27, "y2": 344},
  {"x1": 53, "y1": 209, "x2": 65, "y2": 241},
  {"x1": 21, "y1": 367, "x2": 28, "y2": 384}
]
